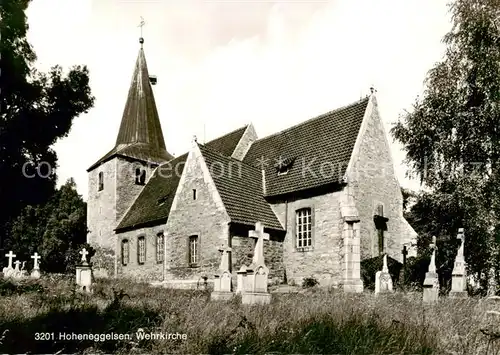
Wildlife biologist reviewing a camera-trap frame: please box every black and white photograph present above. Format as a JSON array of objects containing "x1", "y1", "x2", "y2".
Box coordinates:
[{"x1": 0, "y1": 0, "x2": 499, "y2": 353}]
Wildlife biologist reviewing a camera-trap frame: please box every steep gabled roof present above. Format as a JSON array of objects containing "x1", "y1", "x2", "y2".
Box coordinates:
[
  {"x1": 116, "y1": 126, "x2": 249, "y2": 231},
  {"x1": 199, "y1": 144, "x2": 283, "y2": 231},
  {"x1": 243, "y1": 97, "x2": 370, "y2": 196},
  {"x1": 88, "y1": 44, "x2": 173, "y2": 172}
]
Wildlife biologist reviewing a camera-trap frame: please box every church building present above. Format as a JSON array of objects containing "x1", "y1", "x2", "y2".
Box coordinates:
[{"x1": 86, "y1": 38, "x2": 417, "y2": 289}]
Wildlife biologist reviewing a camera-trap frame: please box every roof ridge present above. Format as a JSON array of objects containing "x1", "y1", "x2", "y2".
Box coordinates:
[{"x1": 254, "y1": 97, "x2": 369, "y2": 143}]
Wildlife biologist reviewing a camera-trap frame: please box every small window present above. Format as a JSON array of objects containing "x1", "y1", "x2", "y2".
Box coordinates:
[
  {"x1": 189, "y1": 235, "x2": 199, "y2": 266},
  {"x1": 98, "y1": 172, "x2": 104, "y2": 191},
  {"x1": 193, "y1": 189, "x2": 197, "y2": 200},
  {"x1": 156, "y1": 232, "x2": 164, "y2": 263},
  {"x1": 137, "y1": 236, "x2": 146, "y2": 264},
  {"x1": 296, "y1": 208, "x2": 312, "y2": 248},
  {"x1": 121, "y1": 239, "x2": 129, "y2": 266},
  {"x1": 135, "y1": 168, "x2": 146, "y2": 185}
]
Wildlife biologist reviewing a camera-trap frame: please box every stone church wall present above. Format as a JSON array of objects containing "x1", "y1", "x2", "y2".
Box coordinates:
[
  {"x1": 270, "y1": 191, "x2": 344, "y2": 287},
  {"x1": 164, "y1": 149, "x2": 232, "y2": 282},
  {"x1": 116, "y1": 224, "x2": 165, "y2": 281},
  {"x1": 348, "y1": 98, "x2": 417, "y2": 262},
  {"x1": 87, "y1": 159, "x2": 117, "y2": 250},
  {"x1": 231, "y1": 235, "x2": 284, "y2": 285}
]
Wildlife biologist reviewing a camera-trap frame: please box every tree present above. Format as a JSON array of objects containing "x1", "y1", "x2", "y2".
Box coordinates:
[
  {"x1": 8, "y1": 178, "x2": 88, "y2": 273},
  {"x1": 0, "y1": 0, "x2": 94, "y2": 248},
  {"x1": 391, "y1": 0, "x2": 500, "y2": 292}
]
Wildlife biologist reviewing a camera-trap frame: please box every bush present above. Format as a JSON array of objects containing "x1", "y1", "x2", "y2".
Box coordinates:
[{"x1": 302, "y1": 276, "x2": 319, "y2": 288}]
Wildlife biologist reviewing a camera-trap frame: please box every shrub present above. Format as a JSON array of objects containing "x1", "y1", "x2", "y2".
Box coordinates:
[{"x1": 302, "y1": 276, "x2": 319, "y2": 288}]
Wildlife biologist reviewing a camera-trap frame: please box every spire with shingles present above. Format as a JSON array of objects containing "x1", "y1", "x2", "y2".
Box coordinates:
[
  {"x1": 87, "y1": 38, "x2": 173, "y2": 172},
  {"x1": 115, "y1": 39, "x2": 167, "y2": 151}
]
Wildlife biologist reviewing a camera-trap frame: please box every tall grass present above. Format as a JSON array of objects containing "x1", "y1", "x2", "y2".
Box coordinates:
[{"x1": 0, "y1": 276, "x2": 497, "y2": 354}]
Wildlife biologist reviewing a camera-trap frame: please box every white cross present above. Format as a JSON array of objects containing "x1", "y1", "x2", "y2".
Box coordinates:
[
  {"x1": 218, "y1": 244, "x2": 232, "y2": 271},
  {"x1": 13, "y1": 260, "x2": 21, "y2": 271},
  {"x1": 80, "y1": 248, "x2": 89, "y2": 264},
  {"x1": 249, "y1": 222, "x2": 269, "y2": 265},
  {"x1": 31, "y1": 252, "x2": 41, "y2": 269},
  {"x1": 5, "y1": 251, "x2": 16, "y2": 269}
]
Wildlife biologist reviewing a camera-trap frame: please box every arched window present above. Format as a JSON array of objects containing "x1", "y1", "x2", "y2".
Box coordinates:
[
  {"x1": 98, "y1": 172, "x2": 104, "y2": 191},
  {"x1": 121, "y1": 239, "x2": 129, "y2": 266},
  {"x1": 135, "y1": 168, "x2": 141, "y2": 184},
  {"x1": 135, "y1": 168, "x2": 146, "y2": 185},
  {"x1": 137, "y1": 236, "x2": 146, "y2": 264},
  {"x1": 295, "y1": 208, "x2": 312, "y2": 248},
  {"x1": 156, "y1": 232, "x2": 164, "y2": 263}
]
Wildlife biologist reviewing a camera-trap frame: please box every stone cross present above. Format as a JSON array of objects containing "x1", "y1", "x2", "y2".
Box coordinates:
[
  {"x1": 218, "y1": 244, "x2": 232, "y2": 271},
  {"x1": 5, "y1": 251, "x2": 15, "y2": 269},
  {"x1": 249, "y1": 222, "x2": 269, "y2": 266},
  {"x1": 13, "y1": 260, "x2": 21, "y2": 271},
  {"x1": 373, "y1": 205, "x2": 388, "y2": 256},
  {"x1": 31, "y1": 252, "x2": 41, "y2": 270},
  {"x1": 457, "y1": 228, "x2": 465, "y2": 257},
  {"x1": 428, "y1": 236, "x2": 437, "y2": 273},
  {"x1": 80, "y1": 248, "x2": 89, "y2": 264},
  {"x1": 401, "y1": 245, "x2": 408, "y2": 285},
  {"x1": 382, "y1": 254, "x2": 389, "y2": 273}
]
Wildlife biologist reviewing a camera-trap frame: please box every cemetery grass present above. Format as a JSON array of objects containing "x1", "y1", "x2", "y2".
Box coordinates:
[{"x1": 0, "y1": 277, "x2": 496, "y2": 354}]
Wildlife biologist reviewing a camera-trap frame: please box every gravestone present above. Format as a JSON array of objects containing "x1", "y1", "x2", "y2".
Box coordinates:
[
  {"x1": 375, "y1": 254, "x2": 393, "y2": 295},
  {"x1": 423, "y1": 236, "x2": 439, "y2": 304},
  {"x1": 31, "y1": 252, "x2": 41, "y2": 279},
  {"x1": 3, "y1": 251, "x2": 16, "y2": 278},
  {"x1": 211, "y1": 244, "x2": 233, "y2": 301},
  {"x1": 12, "y1": 260, "x2": 23, "y2": 279},
  {"x1": 241, "y1": 222, "x2": 272, "y2": 305},
  {"x1": 450, "y1": 228, "x2": 467, "y2": 298},
  {"x1": 236, "y1": 265, "x2": 247, "y2": 294},
  {"x1": 76, "y1": 248, "x2": 93, "y2": 293}
]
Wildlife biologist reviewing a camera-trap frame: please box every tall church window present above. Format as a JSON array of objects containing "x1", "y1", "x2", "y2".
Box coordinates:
[
  {"x1": 98, "y1": 172, "x2": 104, "y2": 191},
  {"x1": 137, "y1": 236, "x2": 146, "y2": 264},
  {"x1": 156, "y1": 232, "x2": 164, "y2": 263},
  {"x1": 189, "y1": 235, "x2": 199, "y2": 266},
  {"x1": 121, "y1": 239, "x2": 129, "y2": 266},
  {"x1": 296, "y1": 208, "x2": 312, "y2": 249}
]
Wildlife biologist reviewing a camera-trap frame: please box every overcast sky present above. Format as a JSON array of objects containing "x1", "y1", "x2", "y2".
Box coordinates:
[{"x1": 25, "y1": 0, "x2": 451, "y2": 201}]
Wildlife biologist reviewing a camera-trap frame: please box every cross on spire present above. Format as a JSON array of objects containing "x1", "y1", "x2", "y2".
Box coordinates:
[{"x1": 138, "y1": 16, "x2": 145, "y2": 47}]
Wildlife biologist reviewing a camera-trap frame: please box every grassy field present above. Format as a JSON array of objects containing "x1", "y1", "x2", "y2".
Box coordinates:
[{"x1": 0, "y1": 276, "x2": 498, "y2": 354}]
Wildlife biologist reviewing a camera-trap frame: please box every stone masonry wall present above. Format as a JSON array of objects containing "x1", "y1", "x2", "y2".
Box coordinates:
[
  {"x1": 87, "y1": 160, "x2": 117, "y2": 251},
  {"x1": 116, "y1": 224, "x2": 165, "y2": 282},
  {"x1": 348, "y1": 96, "x2": 417, "y2": 262},
  {"x1": 115, "y1": 158, "x2": 156, "y2": 222},
  {"x1": 164, "y1": 147, "x2": 231, "y2": 281},
  {"x1": 231, "y1": 234, "x2": 285, "y2": 285},
  {"x1": 232, "y1": 125, "x2": 257, "y2": 161},
  {"x1": 270, "y1": 191, "x2": 344, "y2": 287}
]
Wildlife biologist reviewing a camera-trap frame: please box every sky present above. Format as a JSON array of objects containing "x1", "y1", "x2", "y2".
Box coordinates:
[{"x1": 25, "y1": 0, "x2": 452, "y2": 201}]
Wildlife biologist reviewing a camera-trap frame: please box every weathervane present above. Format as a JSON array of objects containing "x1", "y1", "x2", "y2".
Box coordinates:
[{"x1": 138, "y1": 16, "x2": 145, "y2": 47}]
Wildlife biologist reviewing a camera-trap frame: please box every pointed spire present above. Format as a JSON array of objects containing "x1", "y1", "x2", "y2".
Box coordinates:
[{"x1": 114, "y1": 40, "x2": 168, "y2": 153}]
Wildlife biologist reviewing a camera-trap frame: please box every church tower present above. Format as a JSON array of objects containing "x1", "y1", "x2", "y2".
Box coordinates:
[{"x1": 86, "y1": 36, "x2": 173, "y2": 276}]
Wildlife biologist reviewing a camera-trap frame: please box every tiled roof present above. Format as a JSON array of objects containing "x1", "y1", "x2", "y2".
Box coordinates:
[
  {"x1": 116, "y1": 153, "x2": 187, "y2": 230},
  {"x1": 116, "y1": 126, "x2": 248, "y2": 231},
  {"x1": 243, "y1": 97, "x2": 370, "y2": 196},
  {"x1": 88, "y1": 45, "x2": 173, "y2": 172},
  {"x1": 199, "y1": 144, "x2": 283, "y2": 231}
]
